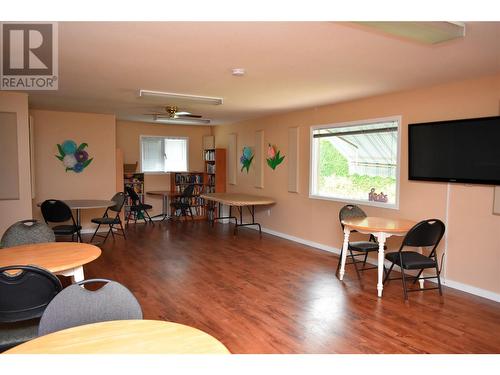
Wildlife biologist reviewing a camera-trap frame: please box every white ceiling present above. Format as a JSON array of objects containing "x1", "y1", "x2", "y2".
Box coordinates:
[{"x1": 25, "y1": 22, "x2": 500, "y2": 125}]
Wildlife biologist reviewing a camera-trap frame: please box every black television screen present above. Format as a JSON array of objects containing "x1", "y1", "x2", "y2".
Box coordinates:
[{"x1": 408, "y1": 116, "x2": 500, "y2": 185}]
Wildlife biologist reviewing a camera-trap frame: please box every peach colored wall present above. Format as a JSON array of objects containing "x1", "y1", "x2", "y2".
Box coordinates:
[
  {"x1": 30, "y1": 110, "x2": 116, "y2": 231},
  {"x1": 0, "y1": 92, "x2": 32, "y2": 236},
  {"x1": 214, "y1": 73, "x2": 500, "y2": 295},
  {"x1": 116, "y1": 120, "x2": 211, "y2": 216}
]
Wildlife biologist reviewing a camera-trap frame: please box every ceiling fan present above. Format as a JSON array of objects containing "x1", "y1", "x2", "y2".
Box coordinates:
[
  {"x1": 145, "y1": 105, "x2": 211, "y2": 124},
  {"x1": 146, "y1": 105, "x2": 202, "y2": 119}
]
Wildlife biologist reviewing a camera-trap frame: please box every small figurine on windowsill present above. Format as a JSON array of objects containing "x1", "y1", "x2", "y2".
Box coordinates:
[
  {"x1": 368, "y1": 188, "x2": 388, "y2": 203},
  {"x1": 368, "y1": 188, "x2": 376, "y2": 201}
]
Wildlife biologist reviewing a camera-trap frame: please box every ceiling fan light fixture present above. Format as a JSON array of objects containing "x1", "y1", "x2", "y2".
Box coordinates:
[
  {"x1": 154, "y1": 116, "x2": 211, "y2": 125},
  {"x1": 139, "y1": 90, "x2": 223, "y2": 105}
]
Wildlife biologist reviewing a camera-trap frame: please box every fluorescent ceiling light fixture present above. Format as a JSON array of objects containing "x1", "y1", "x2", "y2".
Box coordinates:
[
  {"x1": 355, "y1": 22, "x2": 466, "y2": 44},
  {"x1": 139, "y1": 90, "x2": 223, "y2": 105},
  {"x1": 154, "y1": 116, "x2": 211, "y2": 125}
]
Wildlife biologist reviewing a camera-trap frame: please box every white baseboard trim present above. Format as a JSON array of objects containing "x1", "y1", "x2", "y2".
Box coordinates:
[
  {"x1": 249, "y1": 225, "x2": 500, "y2": 303},
  {"x1": 440, "y1": 279, "x2": 500, "y2": 303},
  {"x1": 80, "y1": 228, "x2": 109, "y2": 234}
]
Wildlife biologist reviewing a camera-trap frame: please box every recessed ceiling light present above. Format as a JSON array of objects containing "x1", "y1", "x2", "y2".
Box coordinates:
[
  {"x1": 139, "y1": 90, "x2": 223, "y2": 105},
  {"x1": 231, "y1": 68, "x2": 246, "y2": 77}
]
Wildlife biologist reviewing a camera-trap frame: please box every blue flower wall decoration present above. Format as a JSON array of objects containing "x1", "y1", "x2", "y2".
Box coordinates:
[{"x1": 56, "y1": 140, "x2": 93, "y2": 173}]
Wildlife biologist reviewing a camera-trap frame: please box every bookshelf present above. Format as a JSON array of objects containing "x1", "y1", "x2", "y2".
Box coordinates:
[
  {"x1": 204, "y1": 148, "x2": 226, "y2": 221},
  {"x1": 204, "y1": 148, "x2": 226, "y2": 193},
  {"x1": 124, "y1": 172, "x2": 145, "y2": 220},
  {"x1": 170, "y1": 172, "x2": 208, "y2": 220}
]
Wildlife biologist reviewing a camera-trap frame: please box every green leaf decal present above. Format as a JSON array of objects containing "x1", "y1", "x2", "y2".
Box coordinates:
[
  {"x1": 82, "y1": 158, "x2": 93, "y2": 168},
  {"x1": 55, "y1": 155, "x2": 64, "y2": 161},
  {"x1": 77, "y1": 143, "x2": 88, "y2": 151},
  {"x1": 65, "y1": 167, "x2": 72, "y2": 172},
  {"x1": 57, "y1": 144, "x2": 65, "y2": 157}
]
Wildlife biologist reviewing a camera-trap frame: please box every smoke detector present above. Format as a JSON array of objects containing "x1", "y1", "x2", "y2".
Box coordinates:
[{"x1": 231, "y1": 68, "x2": 246, "y2": 77}]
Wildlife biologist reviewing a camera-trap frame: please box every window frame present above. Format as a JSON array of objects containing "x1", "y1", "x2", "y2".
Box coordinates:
[
  {"x1": 309, "y1": 116, "x2": 402, "y2": 210},
  {"x1": 139, "y1": 135, "x2": 189, "y2": 174}
]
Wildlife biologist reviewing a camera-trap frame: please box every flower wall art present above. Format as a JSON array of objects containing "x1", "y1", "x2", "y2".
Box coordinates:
[
  {"x1": 266, "y1": 143, "x2": 285, "y2": 170},
  {"x1": 240, "y1": 146, "x2": 254, "y2": 173},
  {"x1": 55, "y1": 140, "x2": 93, "y2": 173}
]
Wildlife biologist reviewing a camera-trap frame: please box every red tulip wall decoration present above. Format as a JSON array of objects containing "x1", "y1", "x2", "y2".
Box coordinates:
[{"x1": 266, "y1": 143, "x2": 285, "y2": 170}]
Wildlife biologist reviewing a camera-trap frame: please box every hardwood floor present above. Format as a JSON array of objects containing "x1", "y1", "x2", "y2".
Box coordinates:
[{"x1": 82, "y1": 221, "x2": 500, "y2": 354}]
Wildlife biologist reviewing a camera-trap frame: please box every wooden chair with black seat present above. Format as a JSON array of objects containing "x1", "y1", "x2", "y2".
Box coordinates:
[
  {"x1": 383, "y1": 219, "x2": 445, "y2": 300},
  {"x1": 171, "y1": 184, "x2": 195, "y2": 221},
  {"x1": 41, "y1": 200, "x2": 82, "y2": 242},
  {"x1": 90, "y1": 192, "x2": 127, "y2": 244},
  {"x1": 0, "y1": 265, "x2": 62, "y2": 352},
  {"x1": 336, "y1": 204, "x2": 383, "y2": 278},
  {"x1": 125, "y1": 186, "x2": 153, "y2": 225}
]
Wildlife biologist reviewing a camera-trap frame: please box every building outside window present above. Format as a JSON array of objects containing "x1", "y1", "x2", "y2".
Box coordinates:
[{"x1": 310, "y1": 116, "x2": 401, "y2": 208}]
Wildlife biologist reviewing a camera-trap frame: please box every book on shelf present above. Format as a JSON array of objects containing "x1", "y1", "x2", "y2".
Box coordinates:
[
  {"x1": 204, "y1": 150, "x2": 215, "y2": 161},
  {"x1": 206, "y1": 163, "x2": 216, "y2": 174},
  {"x1": 174, "y1": 173, "x2": 204, "y2": 184}
]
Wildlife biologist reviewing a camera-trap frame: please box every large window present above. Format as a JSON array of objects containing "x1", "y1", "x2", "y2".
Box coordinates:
[
  {"x1": 140, "y1": 136, "x2": 188, "y2": 173},
  {"x1": 310, "y1": 117, "x2": 400, "y2": 208}
]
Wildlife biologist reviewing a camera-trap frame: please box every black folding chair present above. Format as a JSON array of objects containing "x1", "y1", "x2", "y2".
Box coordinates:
[
  {"x1": 41, "y1": 200, "x2": 82, "y2": 242},
  {"x1": 383, "y1": 219, "x2": 445, "y2": 300},
  {"x1": 125, "y1": 186, "x2": 153, "y2": 224},
  {"x1": 0, "y1": 265, "x2": 62, "y2": 351},
  {"x1": 336, "y1": 205, "x2": 381, "y2": 278},
  {"x1": 90, "y1": 192, "x2": 127, "y2": 244},
  {"x1": 171, "y1": 184, "x2": 195, "y2": 221}
]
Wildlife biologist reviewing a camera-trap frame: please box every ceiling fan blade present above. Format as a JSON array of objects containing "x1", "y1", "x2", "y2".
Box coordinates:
[{"x1": 178, "y1": 114, "x2": 203, "y2": 118}]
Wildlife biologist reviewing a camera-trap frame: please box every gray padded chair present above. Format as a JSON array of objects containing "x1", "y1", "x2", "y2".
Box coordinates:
[
  {"x1": 38, "y1": 279, "x2": 143, "y2": 336},
  {"x1": 336, "y1": 205, "x2": 382, "y2": 278},
  {"x1": 0, "y1": 219, "x2": 55, "y2": 249}
]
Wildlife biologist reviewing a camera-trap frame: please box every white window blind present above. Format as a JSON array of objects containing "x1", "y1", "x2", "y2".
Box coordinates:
[
  {"x1": 140, "y1": 136, "x2": 188, "y2": 173},
  {"x1": 165, "y1": 138, "x2": 187, "y2": 172}
]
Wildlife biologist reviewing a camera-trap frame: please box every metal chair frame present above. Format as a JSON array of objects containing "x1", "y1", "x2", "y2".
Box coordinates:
[
  {"x1": 383, "y1": 219, "x2": 445, "y2": 300},
  {"x1": 90, "y1": 193, "x2": 127, "y2": 244}
]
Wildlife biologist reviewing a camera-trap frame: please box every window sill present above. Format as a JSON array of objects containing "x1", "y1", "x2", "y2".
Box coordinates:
[{"x1": 308, "y1": 194, "x2": 399, "y2": 210}]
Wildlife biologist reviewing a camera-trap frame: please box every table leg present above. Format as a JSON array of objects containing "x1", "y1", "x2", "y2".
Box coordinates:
[
  {"x1": 58, "y1": 266, "x2": 84, "y2": 283},
  {"x1": 338, "y1": 227, "x2": 350, "y2": 280},
  {"x1": 76, "y1": 208, "x2": 81, "y2": 243},
  {"x1": 375, "y1": 232, "x2": 388, "y2": 297}
]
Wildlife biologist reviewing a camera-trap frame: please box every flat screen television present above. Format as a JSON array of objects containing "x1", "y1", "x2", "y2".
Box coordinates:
[{"x1": 408, "y1": 116, "x2": 500, "y2": 185}]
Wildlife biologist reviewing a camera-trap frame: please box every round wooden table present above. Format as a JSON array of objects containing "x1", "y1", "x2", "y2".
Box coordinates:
[
  {"x1": 0, "y1": 242, "x2": 101, "y2": 282},
  {"x1": 4, "y1": 320, "x2": 231, "y2": 354},
  {"x1": 339, "y1": 216, "x2": 416, "y2": 297}
]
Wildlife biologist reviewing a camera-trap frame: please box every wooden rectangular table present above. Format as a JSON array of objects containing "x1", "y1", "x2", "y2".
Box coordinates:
[{"x1": 200, "y1": 193, "x2": 275, "y2": 235}]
